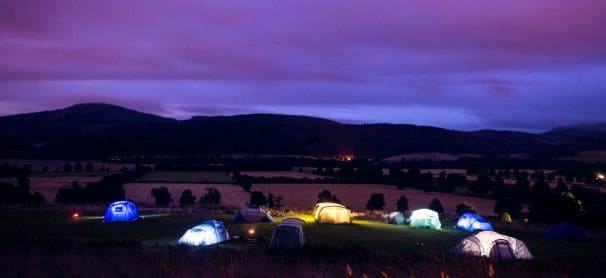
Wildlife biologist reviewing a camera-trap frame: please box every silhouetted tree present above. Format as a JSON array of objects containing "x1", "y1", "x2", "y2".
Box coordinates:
[
  {"x1": 456, "y1": 203, "x2": 478, "y2": 216},
  {"x1": 470, "y1": 175, "x2": 493, "y2": 195},
  {"x1": 151, "y1": 186, "x2": 172, "y2": 207},
  {"x1": 85, "y1": 162, "x2": 94, "y2": 172},
  {"x1": 74, "y1": 162, "x2": 83, "y2": 172},
  {"x1": 494, "y1": 197, "x2": 523, "y2": 218},
  {"x1": 555, "y1": 178, "x2": 568, "y2": 193},
  {"x1": 179, "y1": 189, "x2": 196, "y2": 206},
  {"x1": 396, "y1": 195, "x2": 409, "y2": 212},
  {"x1": 428, "y1": 198, "x2": 444, "y2": 214},
  {"x1": 200, "y1": 187, "x2": 221, "y2": 205},
  {"x1": 42, "y1": 165, "x2": 49, "y2": 173},
  {"x1": 366, "y1": 193, "x2": 386, "y2": 211},
  {"x1": 63, "y1": 162, "x2": 72, "y2": 172},
  {"x1": 249, "y1": 191, "x2": 267, "y2": 206},
  {"x1": 317, "y1": 189, "x2": 340, "y2": 203}
]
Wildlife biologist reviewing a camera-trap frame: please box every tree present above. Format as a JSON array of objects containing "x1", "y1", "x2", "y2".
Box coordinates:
[
  {"x1": 200, "y1": 187, "x2": 221, "y2": 205},
  {"x1": 396, "y1": 195, "x2": 409, "y2": 212},
  {"x1": 529, "y1": 192, "x2": 584, "y2": 223},
  {"x1": 366, "y1": 193, "x2": 386, "y2": 211},
  {"x1": 428, "y1": 198, "x2": 444, "y2": 214},
  {"x1": 240, "y1": 183, "x2": 252, "y2": 192},
  {"x1": 17, "y1": 174, "x2": 31, "y2": 202},
  {"x1": 267, "y1": 193, "x2": 284, "y2": 209},
  {"x1": 317, "y1": 189, "x2": 340, "y2": 203},
  {"x1": 42, "y1": 165, "x2": 49, "y2": 173},
  {"x1": 555, "y1": 178, "x2": 568, "y2": 193},
  {"x1": 249, "y1": 191, "x2": 267, "y2": 206},
  {"x1": 85, "y1": 162, "x2": 94, "y2": 172},
  {"x1": 151, "y1": 186, "x2": 172, "y2": 207},
  {"x1": 30, "y1": 192, "x2": 45, "y2": 204},
  {"x1": 63, "y1": 162, "x2": 72, "y2": 172},
  {"x1": 494, "y1": 197, "x2": 523, "y2": 218},
  {"x1": 437, "y1": 171, "x2": 454, "y2": 193},
  {"x1": 470, "y1": 175, "x2": 493, "y2": 195},
  {"x1": 455, "y1": 203, "x2": 478, "y2": 216},
  {"x1": 179, "y1": 189, "x2": 196, "y2": 206},
  {"x1": 74, "y1": 162, "x2": 83, "y2": 172}
]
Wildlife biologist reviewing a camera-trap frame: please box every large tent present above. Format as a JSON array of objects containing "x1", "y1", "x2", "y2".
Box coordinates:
[
  {"x1": 408, "y1": 209, "x2": 441, "y2": 229},
  {"x1": 387, "y1": 212, "x2": 406, "y2": 225},
  {"x1": 269, "y1": 218, "x2": 306, "y2": 249},
  {"x1": 103, "y1": 201, "x2": 139, "y2": 222},
  {"x1": 232, "y1": 205, "x2": 274, "y2": 223},
  {"x1": 312, "y1": 202, "x2": 351, "y2": 224},
  {"x1": 455, "y1": 213, "x2": 494, "y2": 232},
  {"x1": 178, "y1": 220, "x2": 230, "y2": 246},
  {"x1": 544, "y1": 222, "x2": 589, "y2": 241},
  {"x1": 453, "y1": 231, "x2": 534, "y2": 260}
]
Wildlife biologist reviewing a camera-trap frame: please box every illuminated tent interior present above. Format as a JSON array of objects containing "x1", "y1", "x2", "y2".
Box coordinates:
[
  {"x1": 232, "y1": 205, "x2": 275, "y2": 223},
  {"x1": 269, "y1": 218, "x2": 306, "y2": 249},
  {"x1": 178, "y1": 220, "x2": 230, "y2": 246},
  {"x1": 387, "y1": 212, "x2": 406, "y2": 225},
  {"x1": 103, "y1": 201, "x2": 140, "y2": 222},
  {"x1": 453, "y1": 231, "x2": 534, "y2": 260},
  {"x1": 455, "y1": 213, "x2": 494, "y2": 232},
  {"x1": 408, "y1": 209, "x2": 441, "y2": 229},
  {"x1": 313, "y1": 202, "x2": 351, "y2": 224}
]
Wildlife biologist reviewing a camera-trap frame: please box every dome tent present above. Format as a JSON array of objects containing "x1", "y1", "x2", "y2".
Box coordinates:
[
  {"x1": 408, "y1": 209, "x2": 441, "y2": 229},
  {"x1": 269, "y1": 218, "x2": 306, "y2": 249},
  {"x1": 455, "y1": 212, "x2": 494, "y2": 232},
  {"x1": 544, "y1": 222, "x2": 589, "y2": 241},
  {"x1": 178, "y1": 220, "x2": 230, "y2": 246},
  {"x1": 103, "y1": 201, "x2": 139, "y2": 222},
  {"x1": 312, "y1": 202, "x2": 351, "y2": 224},
  {"x1": 387, "y1": 212, "x2": 406, "y2": 225},
  {"x1": 232, "y1": 205, "x2": 274, "y2": 223},
  {"x1": 453, "y1": 231, "x2": 534, "y2": 260}
]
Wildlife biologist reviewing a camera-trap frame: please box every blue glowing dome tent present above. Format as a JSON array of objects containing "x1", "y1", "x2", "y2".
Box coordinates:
[
  {"x1": 178, "y1": 220, "x2": 230, "y2": 246},
  {"x1": 544, "y1": 222, "x2": 589, "y2": 241},
  {"x1": 387, "y1": 212, "x2": 406, "y2": 225},
  {"x1": 103, "y1": 201, "x2": 140, "y2": 222},
  {"x1": 455, "y1": 213, "x2": 494, "y2": 232}
]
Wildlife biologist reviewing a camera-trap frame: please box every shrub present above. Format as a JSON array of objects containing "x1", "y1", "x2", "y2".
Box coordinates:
[
  {"x1": 317, "y1": 190, "x2": 340, "y2": 203},
  {"x1": 200, "y1": 187, "x2": 222, "y2": 205},
  {"x1": 179, "y1": 189, "x2": 196, "y2": 206},
  {"x1": 366, "y1": 193, "x2": 386, "y2": 211},
  {"x1": 396, "y1": 195, "x2": 409, "y2": 212},
  {"x1": 249, "y1": 191, "x2": 267, "y2": 206},
  {"x1": 151, "y1": 186, "x2": 172, "y2": 207},
  {"x1": 455, "y1": 203, "x2": 478, "y2": 216},
  {"x1": 267, "y1": 193, "x2": 284, "y2": 209},
  {"x1": 428, "y1": 198, "x2": 444, "y2": 214},
  {"x1": 529, "y1": 192, "x2": 584, "y2": 223}
]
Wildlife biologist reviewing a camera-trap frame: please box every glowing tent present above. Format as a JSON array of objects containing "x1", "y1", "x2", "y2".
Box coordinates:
[
  {"x1": 313, "y1": 202, "x2": 351, "y2": 224},
  {"x1": 178, "y1": 220, "x2": 230, "y2": 246},
  {"x1": 232, "y1": 205, "x2": 274, "y2": 223},
  {"x1": 501, "y1": 212, "x2": 512, "y2": 224},
  {"x1": 544, "y1": 222, "x2": 589, "y2": 241},
  {"x1": 103, "y1": 201, "x2": 139, "y2": 222},
  {"x1": 387, "y1": 212, "x2": 406, "y2": 225},
  {"x1": 269, "y1": 218, "x2": 305, "y2": 249},
  {"x1": 408, "y1": 209, "x2": 441, "y2": 229},
  {"x1": 455, "y1": 213, "x2": 494, "y2": 232},
  {"x1": 453, "y1": 231, "x2": 534, "y2": 260}
]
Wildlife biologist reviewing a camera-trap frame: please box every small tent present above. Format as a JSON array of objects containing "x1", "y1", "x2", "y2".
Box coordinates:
[
  {"x1": 387, "y1": 212, "x2": 406, "y2": 225},
  {"x1": 455, "y1": 213, "x2": 494, "y2": 232},
  {"x1": 178, "y1": 220, "x2": 230, "y2": 246},
  {"x1": 269, "y1": 218, "x2": 305, "y2": 249},
  {"x1": 232, "y1": 205, "x2": 274, "y2": 223},
  {"x1": 313, "y1": 202, "x2": 351, "y2": 224},
  {"x1": 501, "y1": 212, "x2": 512, "y2": 224},
  {"x1": 453, "y1": 231, "x2": 534, "y2": 260},
  {"x1": 408, "y1": 209, "x2": 441, "y2": 229},
  {"x1": 103, "y1": 201, "x2": 139, "y2": 222},
  {"x1": 544, "y1": 222, "x2": 589, "y2": 241}
]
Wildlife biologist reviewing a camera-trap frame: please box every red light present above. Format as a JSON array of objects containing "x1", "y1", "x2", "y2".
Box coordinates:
[{"x1": 72, "y1": 213, "x2": 80, "y2": 219}]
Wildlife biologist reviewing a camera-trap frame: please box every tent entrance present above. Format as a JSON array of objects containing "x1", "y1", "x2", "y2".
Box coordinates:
[{"x1": 489, "y1": 239, "x2": 515, "y2": 260}]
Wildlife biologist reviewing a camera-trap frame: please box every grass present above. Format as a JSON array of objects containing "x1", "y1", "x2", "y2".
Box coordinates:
[{"x1": 0, "y1": 208, "x2": 605, "y2": 277}]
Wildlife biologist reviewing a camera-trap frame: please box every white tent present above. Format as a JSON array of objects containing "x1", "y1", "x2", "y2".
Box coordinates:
[
  {"x1": 408, "y1": 209, "x2": 441, "y2": 229},
  {"x1": 178, "y1": 220, "x2": 230, "y2": 247},
  {"x1": 453, "y1": 231, "x2": 534, "y2": 260}
]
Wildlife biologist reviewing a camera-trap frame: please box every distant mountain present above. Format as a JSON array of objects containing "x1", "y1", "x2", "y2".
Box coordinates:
[
  {"x1": 0, "y1": 103, "x2": 175, "y2": 144},
  {"x1": 0, "y1": 104, "x2": 604, "y2": 159},
  {"x1": 543, "y1": 123, "x2": 606, "y2": 141}
]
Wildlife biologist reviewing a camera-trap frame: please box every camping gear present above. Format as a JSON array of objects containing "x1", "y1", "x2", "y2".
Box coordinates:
[
  {"x1": 312, "y1": 202, "x2": 351, "y2": 224},
  {"x1": 178, "y1": 220, "x2": 230, "y2": 246},
  {"x1": 455, "y1": 213, "x2": 494, "y2": 232},
  {"x1": 453, "y1": 231, "x2": 534, "y2": 260},
  {"x1": 501, "y1": 212, "x2": 512, "y2": 223},
  {"x1": 544, "y1": 222, "x2": 589, "y2": 241},
  {"x1": 103, "y1": 201, "x2": 139, "y2": 222},
  {"x1": 387, "y1": 212, "x2": 406, "y2": 225},
  {"x1": 269, "y1": 218, "x2": 306, "y2": 249},
  {"x1": 408, "y1": 209, "x2": 441, "y2": 229},
  {"x1": 232, "y1": 205, "x2": 274, "y2": 223}
]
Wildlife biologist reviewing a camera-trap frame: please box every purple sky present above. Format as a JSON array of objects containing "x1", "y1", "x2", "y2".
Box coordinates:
[{"x1": 1, "y1": 1, "x2": 605, "y2": 132}]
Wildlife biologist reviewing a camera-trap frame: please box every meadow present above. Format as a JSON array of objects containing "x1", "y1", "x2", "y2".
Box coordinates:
[{"x1": 0, "y1": 208, "x2": 603, "y2": 277}]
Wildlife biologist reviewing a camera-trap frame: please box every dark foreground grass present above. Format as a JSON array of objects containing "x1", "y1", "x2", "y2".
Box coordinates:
[{"x1": 0, "y1": 208, "x2": 604, "y2": 277}]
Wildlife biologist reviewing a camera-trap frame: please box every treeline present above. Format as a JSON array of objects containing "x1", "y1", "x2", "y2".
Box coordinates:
[{"x1": 0, "y1": 174, "x2": 45, "y2": 206}]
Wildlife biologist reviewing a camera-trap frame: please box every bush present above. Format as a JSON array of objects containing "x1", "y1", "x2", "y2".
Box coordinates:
[
  {"x1": 249, "y1": 191, "x2": 267, "y2": 206},
  {"x1": 494, "y1": 197, "x2": 523, "y2": 218},
  {"x1": 366, "y1": 193, "x2": 386, "y2": 211},
  {"x1": 267, "y1": 193, "x2": 283, "y2": 209},
  {"x1": 455, "y1": 203, "x2": 478, "y2": 216},
  {"x1": 179, "y1": 189, "x2": 196, "y2": 206},
  {"x1": 529, "y1": 192, "x2": 584, "y2": 223},
  {"x1": 428, "y1": 198, "x2": 444, "y2": 214},
  {"x1": 317, "y1": 190, "x2": 340, "y2": 203},
  {"x1": 396, "y1": 195, "x2": 409, "y2": 212},
  {"x1": 151, "y1": 186, "x2": 172, "y2": 207},
  {"x1": 200, "y1": 187, "x2": 222, "y2": 205}
]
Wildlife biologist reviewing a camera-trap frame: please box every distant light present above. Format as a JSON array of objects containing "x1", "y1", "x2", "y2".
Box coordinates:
[
  {"x1": 248, "y1": 228, "x2": 255, "y2": 235},
  {"x1": 72, "y1": 212, "x2": 80, "y2": 219},
  {"x1": 598, "y1": 173, "x2": 605, "y2": 180}
]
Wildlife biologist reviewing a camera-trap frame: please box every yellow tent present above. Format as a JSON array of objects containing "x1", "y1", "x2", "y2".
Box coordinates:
[
  {"x1": 501, "y1": 212, "x2": 512, "y2": 224},
  {"x1": 312, "y1": 202, "x2": 351, "y2": 224}
]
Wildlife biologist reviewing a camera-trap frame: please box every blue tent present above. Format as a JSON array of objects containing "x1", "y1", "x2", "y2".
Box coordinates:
[
  {"x1": 178, "y1": 220, "x2": 230, "y2": 246},
  {"x1": 544, "y1": 222, "x2": 589, "y2": 241},
  {"x1": 232, "y1": 205, "x2": 274, "y2": 223},
  {"x1": 103, "y1": 201, "x2": 140, "y2": 222},
  {"x1": 387, "y1": 212, "x2": 406, "y2": 225},
  {"x1": 455, "y1": 212, "x2": 493, "y2": 232}
]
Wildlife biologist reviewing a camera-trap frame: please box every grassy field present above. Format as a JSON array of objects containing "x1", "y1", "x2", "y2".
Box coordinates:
[{"x1": 0, "y1": 208, "x2": 604, "y2": 277}]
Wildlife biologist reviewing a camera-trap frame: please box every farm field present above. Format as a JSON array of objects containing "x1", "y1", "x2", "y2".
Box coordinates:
[
  {"x1": 0, "y1": 159, "x2": 143, "y2": 173},
  {"x1": 125, "y1": 183, "x2": 249, "y2": 206},
  {"x1": 0, "y1": 209, "x2": 603, "y2": 277},
  {"x1": 136, "y1": 171, "x2": 233, "y2": 183},
  {"x1": 240, "y1": 171, "x2": 322, "y2": 179}
]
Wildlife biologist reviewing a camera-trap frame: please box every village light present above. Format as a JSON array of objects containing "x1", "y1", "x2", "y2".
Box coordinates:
[{"x1": 597, "y1": 173, "x2": 605, "y2": 180}]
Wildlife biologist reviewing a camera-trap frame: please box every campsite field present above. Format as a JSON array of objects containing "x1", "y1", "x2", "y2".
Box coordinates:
[{"x1": 0, "y1": 208, "x2": 604, "y2": 277}]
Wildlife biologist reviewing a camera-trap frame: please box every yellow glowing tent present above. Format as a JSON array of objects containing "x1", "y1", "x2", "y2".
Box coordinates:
[{"x1": 312, "y1": 202, "x2": 351, "y2": 224}]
